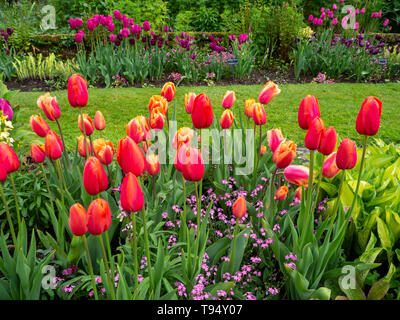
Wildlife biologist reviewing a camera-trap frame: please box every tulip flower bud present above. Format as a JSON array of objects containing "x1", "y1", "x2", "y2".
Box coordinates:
[
  {"x1": 318, "y1": 126, "x2": 337, "y2": 156},
  {"x1": 284, "y1": 165, "x2": 310, "y2": 187},
  {"x1": 252, "y1": 103, "x2": 267, "y2": 125},
  {"x1": 185, "y1": 93, "x2": 196, "y2": 114},
  {"x1": 150, "y1": 107, "x2": 166, "y2": 130},
  {"x1": 0, "y1": 98, "x2": 13, "y2": 121},
  {"x1": 275, "y1": 185, "x2": 288, "y2": 201},
  {"x1": 69, "y1": 203, "x2": 88, "y2": 236},
  {"x1": 191, "y1": 93, "x2": 214, "y2": 129},
  {"x1": 305, "y1": 117, "x2": 325, "y2": 150},
  {"x1": 94, "y1": 111, "x2": 106, "y2": 131},
  {"x1": 127, "y1": 116, "x2": 151, "y2": 143},
  {"x1": 0, "y1": 163, "x2": 7, "y2": 182},
  {"x1": 37, "y1": 93, "x2": 61, "y2": 121},
  {"x1": 161, "y1": 82, "x2": 176, "y2": 102},
  {"x1": 146, "y1": 154, "x2": 160, "y2": 176},
  {"x1": 181, "y1": 146, "x2": 205, "y2": 181},
  {"x1": 323, "y1": 152, "x2": 340, "y2": 178},
  {"x1": 78, "y1": 113, "x2": 94, "y2": 136},
  {"x1": 220, "y1": 109, "x2": 235, "y2": 129},
  {"x1": 30, "y1": 115, "x2": 50, "y2": 137},
  {"x1": 0, "y1": 142, "x2": 20, "y2": 173},
  {"x1": 77, "y1": 135, "x2": 92, "y2": 157},
  {"x1": 298, "y1": 95, "x2": 321, "y2": 130},
  {"x1": 232, "y1": 196, "x2": 247, "y2": 219},
  {"x1": 30, "y1": 144, "x2": 45, "y2": 163},
  {"x1": 336, "y1": 138, "x2": 357, "y2": 170},
  {"x1": 260, "y1": 145, "x2": 267, "y2": 155},
  {"x1": 356, "y1": 96, "x2": 382, "y2": 136},
  {"x1": 93, "y1": 138, "x2": 115, "y2": 165},
  {"x1": 244, "y1": 99, "x2": 255, "y2": 118},
  {"x1": 295, "y1": 187, "x2": 302, "y2": 201},
  {"x1": 267, "y1": 128, "x2": 285, "y2": 153},
  {"x1": 120, "y1": 172, "x2": 144, "y2": 213},
  {"x1": 222, "y1": 90, "x2": 236, "y2": 109},
  {"x1": 68, "y1": 74, "x2": 88, "y2": 108},
  {"x1": 117, "y1": 136, "x2": 146, "y2": 176},
  {"x1": 148, "y1": 95, "x2": 168, "y2": 114},
  {"x1": 273, "y1": 140, "x2": 297, "y2": 169},
  {"x1": 258, "y1": 81, "x2": 280, "y2": 105},
  {"x1": 45, "y1": 130, "x2": 63, "y2": 160},
  {"x1": 172, "y1": 127, "x2": 194, "y2": 150},
  {"x1": 83, "y1": 157, "x2": 109, "y2": 196},
  {"x1": 87, "y1": 198, "x2": 112, "y2": 235}
]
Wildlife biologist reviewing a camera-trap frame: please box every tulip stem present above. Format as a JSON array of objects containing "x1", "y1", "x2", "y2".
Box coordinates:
[
  {"x1": 98, "y1": 234, "x2": 116, "y2": 300},
  {"x1": 55, "y1": 118, "x2": 66, "y2": 153},
  {"x1": 194, "y1": 181, "x2": 202, "y2": 255},
  {"x1": 40, "y1": 163, "x2": 54, "y2": 210},
  {"x1": 104, "y1": 231, "x2": 115, "y2": 287},
  {"x1": 152, "y1": 175, "x2": 156, "y2": 207},
  {"x1": 347, "y1": 135, "x2": 368, "y2": 219},
  {"x1": 106, "y1": 165, "x2": 112, "y2": 189},
  {"x1": 141, "y1": 206, "x2": 154, "y2": 297},
  {"x1": 332, "y1": 170, "x2": 346, "y2": 218},
  {"x1": 0, "y1": 183, "x2": 17, "y2": 246},
  {"x1": 9, "y1": 173, "x2": 21, "y2": 232},
  {"x1": 181, "y1": 175, "x2": 187, "y2": 242},
  {"x1": 130, "y1": 213, "x2": 139, "y2": 294},
  {"x1": 268, "y1": 167, "x2": 278, "y2": 225},
  {"x1": 89, "y1": 135, "x2": 94, "y2": 156},
  {"x1": 311, "y1": 155, "x2": 325, "y2": 214},
  {"x1": 229, "y1": 218, "x2": 239, "y2": 274},
  {"x1": 305, "y1": 150, "x2": 315, "y2": 215},
  {"x1": 79, "y1": 108, "x2": 89, "y2": 160},
  {"x1": 253, "y1": 125, "x2": 262, "y2": 189},
  {"x1": 83, "y1": 234, "x2": 99, "y2": 300}
]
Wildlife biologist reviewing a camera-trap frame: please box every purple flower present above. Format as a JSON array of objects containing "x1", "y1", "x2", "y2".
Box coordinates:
[
  {"x1": 0, "y1": 99, "x2": 13, "y2": 121},
  {"x1": 109, "y1": 34, "x2": 116, "y2": 42},
  {"x1": 107, "y1": 23, "x2": 115, "y2": 32},
  {"x1": 74, "y1": 30, "x2": 84, "y2": 43},
  {"x1": 120, "y1": 28, "x2": 130, "y2": 38},
  {"x1": 113, "y1": 10, "x2": 122, "y2": 20},
  {"x1": 239, "y1": 34, "x2": 249, "y2": 43},
  {"x1": 87, "y1": 19, "x2": 96, "y2": 31},
  {"x1": 143, "y1": 21, "x2": 150, "y2": 31}
]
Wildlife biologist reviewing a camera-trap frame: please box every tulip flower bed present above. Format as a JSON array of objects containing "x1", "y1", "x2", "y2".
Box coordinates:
[{"x1": 0, "y1": 73, "x2": 400, "y2": 301}]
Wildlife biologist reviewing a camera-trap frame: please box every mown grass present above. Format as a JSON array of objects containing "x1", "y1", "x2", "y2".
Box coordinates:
[{"x1": 10, "y1": 83, "x2": 400, "y2": 149}]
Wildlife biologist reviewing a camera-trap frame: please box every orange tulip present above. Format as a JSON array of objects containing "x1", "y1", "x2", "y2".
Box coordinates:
[
  {"x1": 260, "y1": 145, "x2": 267, "y2": 155},
  {"x1": 191, "y1": 93, "x2": 214, "y2": 129},
  {"x1": 146, "y1": 154, "x2": 160, "y2": 176},
  {"x1": 220, "y1": 109, "x2": 235, "y2": 129},
  {"x1": 180, "y1": 146, "x2": 205, "y2": 181},
  {"x1": 77, "y1": 135, "x2": 92, "y2": 157},
  {"x1": 45, "y1": 130, "x2": 63, "y2": 160},
  {"x1": 83, "y1": 157, "x2": 109, "y2": 196},
  {"x1": 244, "y1": 99, "x2": 255, "y2": 118},
  {"x1": 322, "y1": 152, "x2": 340, "y2": 178},
  {"x1": 298, "y1": 95, "x2": 320, "y2": 130},
  {"x1": 120, "y1": 172, "x2": 144, "y2": 213},
  {"x1": 87, "y1": 198, "x2": 112, "y2": 235},
  {"x1": 267, "y1": 128, "x2": 285, "y2": 153},
  {"x1": 295, "y1": 187, "x2": 302, "y2": 201},
  {"x1": 0, "y1": 142, "x2": 20, "y2": 173},
  {"x1": 222, "y1": 90, "x2": 236, "y2": 109},
  {"x1": 259, "y1": 81, "x2": 280, "y2": 105},
  {"x1": 30, "y1": 115, "x2": 50, "y2": 137},
  {"x1": 78, "y1": 113, "x2": 94, "y2": 136},
  {"x1": 336, "y1": 138, "x2": 357, "y2": 170},
  {"x1": 161, "y1": 82, "x2": 176, "y2": 102},
  {"x1": 305, "y1": 117, "x2": 325, "y2": 150},
  {"x1": 318, "y1": 126, "x2": 337, "y2": 156},
  {"x1": 94, "y1": 111, "x2": 106, "y2": 131},
  {"x1": 232, "y1": 196, "x2": 247, "y2": 219},
  {"x1": 275, "y1": 185, "x2": 288, "y2": 201},
  {"x1": 356, "y1": 96, "x2": 382, "y2": 136},
  {"x1": 127, "y1": 116, "x2": 151, "y2": 143},
  {"x1": 252, "y1": 103, "x2": 267, "y2": 125},
  {"x1": 273, "y1": 140, "x2": 296, "y2": 169},
  {"x1": 93, "y1": 138, "x2": 115, "y2": 165},
  {"x1": 149, "y1": 107, "x2": 166, "y2": 130},
  {"x1": 68, "y1": 74, "x2": 88, "y2": 108},
  {"x1": 117, "y1": 136, "x2": 146, "y2": 176},
  {"x1": 185, "y1": 93, "x2": 196, "y2": 114},
  {"x1": 37, "y1": 92, "x2": 61, "y2": 121},
  {"x1": 30, "y1": 144, "x2": 45, "y2": 163},
  {"x1": 69, "y1": 203, "x2": 88, "y2": 236},
  {"x1": 284, "y1": 165, "x2": 310, "y2": 187},
  {"x1": 148, "y1": 95, "x2": 168, "y2": 114},
  {"x1": 172, "y1": 127, "x2": 194, "y2": 150}
]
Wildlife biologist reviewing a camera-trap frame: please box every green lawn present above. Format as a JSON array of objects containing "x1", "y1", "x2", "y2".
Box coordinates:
[{"x1": 10, "y1": 83, "x2": 400, "y2": 149}]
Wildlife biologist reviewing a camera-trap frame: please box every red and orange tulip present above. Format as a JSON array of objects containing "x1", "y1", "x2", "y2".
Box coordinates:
[
  {"x1": 44, "y1": 130, "x2": 63, "y2": 160},
  {"x1": 87, "y1": 198, "x2": 112, "y2": 235},
  {"x1": 273, "y1": 140, "x2": 296, "y2": 169},
  {"x1": 172, "y1": 127, "x2": 194, "y2": 150},
  {"x1": 83, "y1": 157, "x2": 109, "y2": 196},
  {"x1": 146, "y1": 154, "x2": 160, "y2": 176},
  {"x1": 260, "y1": 145, "x2": 267, "y2": 155},
  {"x1": 322, "y1": 152, "x2": 340, "y2": 178},
  {"x1": 93, "y1": 138, "x2": 115, "y2": 165},
  {"x1": 267, "y1": 128, "x2": 285, "y2": 153},
  {"x1": 244, "y1": 99, "x2": 255, "y2": 118},
  {"x1": 284, "y1": 165, "x2": 311, "y2": 187},
  {"x1": 0, "y1": 142, "x2": 20, "y2": 173},
  {"x1": 222, "y1": 90, "x2": 236, "y2": 109},
  {"x1": 318, "y1": 126, "x2": 337, "y2": 156},
  {"x1": 30, "y1": 115, "x2": 50, "y2": 137},
  {"x1": 252, "y1": 103, "x2": 267, "y2": 125},
  {"x1": 37, "y1": 93, "x2": 61, "y2": 121},
  {"x1": 149, "y1": 107, "x2": 166, "y2": 130},
  {"x1": 232, "y1": 196, "x2": 247, "y2": 219},
  {"x1": 77, "y1": 135, "x2": 92, "y2": 158},
  {"x1": 259, "y1": 81, "x2": 280, "y2": 105},
  {"x1": 181, "y1": 146, "x2": 205, "y2": 181},
  {"x1": 185, "y1": 93, "x2": 196, "y2": 114},
  {"x1": 336, "y1": 138, "x2": 357, "y2": 170},
  {"x1": 69, "y1": 203, "x2": 88, "y2": 236},
  {"x1": 117, "y1": 136, "x2": 146, "y2": 176},
  {"x1": 161, "y1": 82, "x2": 176, "y2": 102},
  {"x1": 78, "y1": 113, "x2": 94, "y2": 136},
  {"x1": 148, "y1": 95, "x2": 168, "y2": 114},
  {"x1": 94, "y1": 111, "x2": 106, "y2": 131},
  {"x1": 120, "y1": 172, "x2": 144, "y2": 213},
  {"x1": 275, "y1": 185, "x2": 288, "y2": 201},
  {"x1": 356, "y1": 96, "x2": 382, "y2": 136},
  {"x1": 191, "y1": 93, "x2": 214, "y2": 129},
  {"x1": 220, "y1": 109, "x2": 234, "y2": 129},
  {"x1": 127, "y1": 116, "x2": 151, "y2": 143},
  {"x1": 298, "y1": 95, "x2": 320, "y2": 130},
  {"x1": 68, "y1": 74, "x2": 88, "y2": 108},
  {"x1": 305, "y1": 117, "x2": 325, "y2": 150},
  {"x1": 30, "y1": 144, "x2": 46, "y2": 163}
]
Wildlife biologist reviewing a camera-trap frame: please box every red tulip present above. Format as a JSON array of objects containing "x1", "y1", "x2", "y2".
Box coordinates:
[
  {"x1": 181, "y1": 146, "x2": 204, "y2": 181},
  {"x1": 69, "y1": 203, "x2": 88, "y2": 236},
  {"x1": 220, "y1": 109, "x2": 235, "y2": 129},
  {"x1": 252, "y1": 103, "x2": 267, "y2": 125},
  {"x1": 305, "y1": 117, "x2": 325, "y2": 150},
  {"x1": 295, "y1": 187, "x2": 302, "y2": 201},
  {"x1": 244, "y1": 99, "x2": 255, "y2": 118},
  {"x1": 0, "y1": 163, "x2": 7, "y2": 182},
  {"x1": 93, "y1": 138, "x2": 115, "y2": 165},
  {"x1": 30, "y1": 115, "x2": 50, "y2": 137},
  {"x1": 146, "y1": 154, "x2": 160, "y2": 176},
  {"x1": 318, "y1": 126, "x2": 337, "y2": 156},
  {"x1": 191, "y1": 93, "x2": 214, "y2": 129},
  {"x1": 78, "y1": 113, "x2": 94, "y2": 136},
  {"x1": 323, "y1": 152, "x2": 340, "y2": 178},
  {"x1": 356, "y1": 96, "x2": 382, "y2": 136},
  {"x1": 77, "y1": 135, "x2": 92, "y2": 157},
  {"x1": 260, "y1": 145, "x2": 267, "y2": 155},
  {"x1": 68, "y1": 74, "x2": 88, "y2": 108},
  {"x1": 174, "y1": 145, "x2": 186, "y2": 172},
  {"x1": 83, "y1": 157, "x2": 109, "y2": 196},
  {"x1": 267, "y1": 128, "x2": 285, "y2": 153},
  {"x1": 284, "y1": 165, "x2": 310, "y2": 187},
  {"x1": 275, "y1": 185, "x2": 288, "y2": 201},
  {"x1": 273, "y1": 140, "x2": 297, "y2": 169},
  {"x1": 94, "y1": 111, "x2": 106, "y2": 131},
  {"x1": 298, "y1": 95, "x2": 321, "y2": 130},
  {"x1": 148, "y1": 95, "x2": 168, "y2": 114},
  {"x1": 222, "y1": 90, "x2": 236, "y2": 109},
  {"x1": 0, "y1": 142, "x2": 19, "y2": 173},
  {"x1": 232, "y1": 196, "x2": 247, "y2": 219},
  {"x1": 45, "y1": 130, "x2": 63, "y2": 160},
  {"x1": 117, "y1": 136, "x2": 146, "y2": 176},
  {"x1": 87, "y1": 198, "x2": 112, "y2": 235},
  {"x1": 172, "y1": 127, "x2": 194, "y2": 150},
  {"x1": 37, "y1": 93, "x2": 61, "y2": 121},
  {"x1": 120, "y1": 172, "x2": 144, "y2": 212},
  {"x1": 161, "y1": 82, "x2": 176, "y2": 102},
  {"x1": 30, "y1": 144, "x2": 45, "y2": 163},
  {"x1": 258, "y1": 81, "x2": 280, "y2": 105},
  {"x1": 336, "y1": 138, "x2": 357, "y2": 170},
  {"x1": 127, "y1": 116, "x2": 151, "y2": 143},
  {"x1": 185, "y1": 93, "x2": 196, "y2": 114}
]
